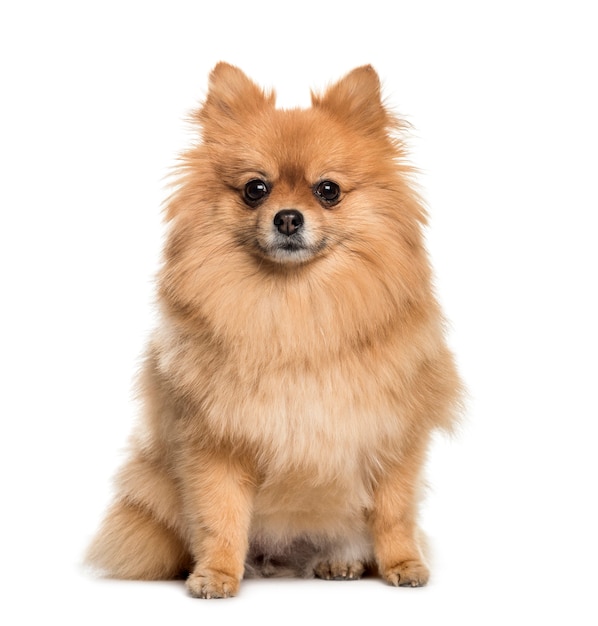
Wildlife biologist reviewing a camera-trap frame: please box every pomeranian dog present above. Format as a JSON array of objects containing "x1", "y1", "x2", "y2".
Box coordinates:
[{"x1": 86, "y1": 63, "x2": 462, "y2": 598}]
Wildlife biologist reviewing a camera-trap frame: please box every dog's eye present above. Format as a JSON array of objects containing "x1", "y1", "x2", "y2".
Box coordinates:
[
  {"x1": 244, "y1": 179, "x2": 269, "y2": 206},
  {"x1": 314, "y1": 180, "x2": 341, "y2": 206}
]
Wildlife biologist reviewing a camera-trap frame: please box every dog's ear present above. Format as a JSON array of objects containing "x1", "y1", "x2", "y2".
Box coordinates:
[
  {"x1": 198, "y1": 63, "x2": 275, "y2": 130},
  {"x1": 312, "y1": 65, "x2": 388, "y2": 134}
]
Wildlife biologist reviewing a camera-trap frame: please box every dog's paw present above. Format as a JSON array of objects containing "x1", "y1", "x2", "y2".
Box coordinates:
[
  {"x1": 186, "y1": 569, "x2": 239, "y2": 599},
  {"x1": 382, "y1": 560, "x2": 429, "y2": 587},
  {"x1": 314, "y1": 560, "x2": 365, "y2": 581}
]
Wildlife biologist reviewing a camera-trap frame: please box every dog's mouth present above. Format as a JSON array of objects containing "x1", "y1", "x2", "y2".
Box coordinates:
[
  {"x1": 277, "y1": 237, "x2": 307, "y2": 252},
  {"x1": 255, "y1": 234, "x2": 328, "y2": 265}
]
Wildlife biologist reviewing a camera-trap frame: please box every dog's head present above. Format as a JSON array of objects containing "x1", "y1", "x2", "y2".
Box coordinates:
[{"x1": 166, "y1": 63, "x2": 424, "y2": 269}]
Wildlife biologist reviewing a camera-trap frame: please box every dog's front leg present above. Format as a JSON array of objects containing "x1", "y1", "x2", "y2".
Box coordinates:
[
  {"x1": 183, "y1": 447, "x2": 256, "y2": 599},
  {"x1": 370, "y1": 437, "x2": 430, "y2": 588}
]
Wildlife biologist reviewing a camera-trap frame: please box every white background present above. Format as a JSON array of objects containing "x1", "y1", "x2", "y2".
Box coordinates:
[{"x1": 1, "y1": 1, "x2": 597, "y2": 624}]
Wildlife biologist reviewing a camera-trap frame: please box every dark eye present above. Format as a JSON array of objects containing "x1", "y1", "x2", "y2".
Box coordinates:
[
  {"x1": 314, "y1": 180, "x2": 341, "y2": 206},
  {"x1": 243, "y1": 179, "x2": 269, "y2": 206}
]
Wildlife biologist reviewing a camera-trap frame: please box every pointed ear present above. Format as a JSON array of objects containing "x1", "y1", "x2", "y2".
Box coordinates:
[
  {"x1": 312, "y1": 65, "x2": 387, "y2": 134},
  {"x1": 197, "y1": 62, "x2": 275, "y2": 129}
]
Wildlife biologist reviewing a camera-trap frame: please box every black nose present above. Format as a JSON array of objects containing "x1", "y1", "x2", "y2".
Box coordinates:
[{"x1": 273, "y1": 210, "x2": 304, "y2": 236}]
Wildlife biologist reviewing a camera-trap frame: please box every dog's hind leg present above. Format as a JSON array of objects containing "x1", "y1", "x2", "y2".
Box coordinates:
[
  {"x1": 85, "y1": 497, "x2": 190, "y2": 580},
  {"x1": 85, "y1": 449, "x2": 191, "y2": 580}
]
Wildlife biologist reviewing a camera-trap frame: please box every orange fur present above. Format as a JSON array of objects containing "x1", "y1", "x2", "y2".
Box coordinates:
[{"x1": 85, "y1": 63, "x2": 462, "y2": 598}]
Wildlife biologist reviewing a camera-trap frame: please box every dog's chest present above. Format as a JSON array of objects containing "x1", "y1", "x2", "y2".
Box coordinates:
[
  {"x1": 157, "y1": 321, "x2": 408, "y2": 470},
  {"x1": 211, "y1": 353, "x2": 405, "y2": 474}
]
